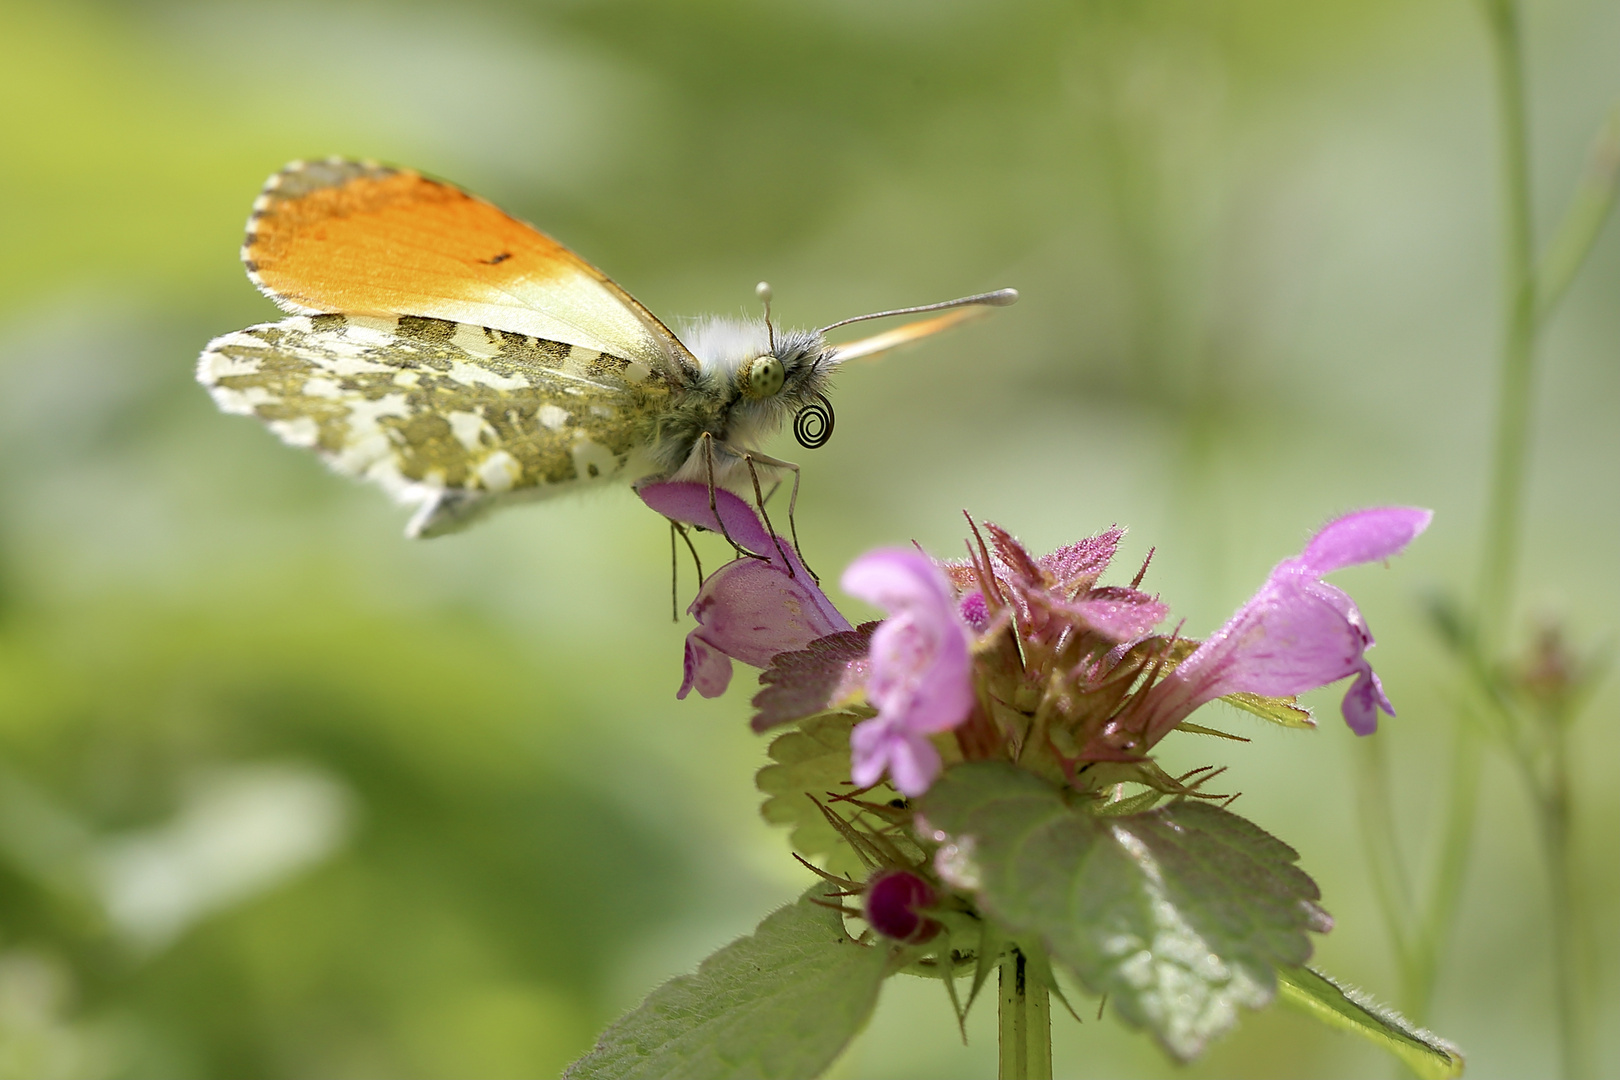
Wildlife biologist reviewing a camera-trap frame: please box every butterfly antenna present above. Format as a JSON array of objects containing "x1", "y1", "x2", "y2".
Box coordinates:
[
  {"x1": 756, "y1": 281, "x2": 776, "y2": 353},
  {"x1": 815, "y1": 288, "x2": 1018, "y2": 335}
]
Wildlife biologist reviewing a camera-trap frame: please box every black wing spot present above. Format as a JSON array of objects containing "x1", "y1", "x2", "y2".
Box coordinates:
[{"x1": 481, "y1": 252, "x2": 513, "y2": 265}]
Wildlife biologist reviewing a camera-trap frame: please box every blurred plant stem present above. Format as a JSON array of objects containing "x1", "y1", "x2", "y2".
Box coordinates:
[
  {"x1": 1475, "y1": 0, "x2": 1537, "y2": 639},
  {"x1": 1360, "y1": 2, "x2": 1617, "y2": 1077},
  {"x1": 997, "y1": 951, "x2": 1051, "y2": 1080}
]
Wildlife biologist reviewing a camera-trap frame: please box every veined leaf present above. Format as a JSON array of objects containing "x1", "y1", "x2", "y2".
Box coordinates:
[
  {"x1": 751, "y1": 625, "x2": 876, "y2": 732},
  {"x1": 1278, "y1": 966, "x2": 1465, "y2": 1079},
  {"x1": 564, "y1": 885, "x2": 888, "y2": 1080},
  {"x1": 756, "y1": 712, "x2": 889, "y2": 878},
  {"x1": 920, "y1": 762, "x2": 1331, "y2": 1062}
]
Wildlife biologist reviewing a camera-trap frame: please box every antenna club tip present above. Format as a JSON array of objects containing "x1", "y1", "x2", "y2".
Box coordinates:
[
  {"x1": 986, "y1": 288, "x2": 1019, "y2": 306},
  {"x1": 755, "y1": 281, "x2": 773, "y2": 302}
]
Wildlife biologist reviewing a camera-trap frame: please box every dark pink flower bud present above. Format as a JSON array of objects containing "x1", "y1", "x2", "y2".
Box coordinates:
[{"x1": 864, "y1": 869, "x2": 941, "y2": 944}]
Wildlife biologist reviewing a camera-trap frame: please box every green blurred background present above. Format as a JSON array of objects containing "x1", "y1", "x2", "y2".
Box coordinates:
[{"x1": 0, "y1": 0, "x2": 1615, "y2": 1077}]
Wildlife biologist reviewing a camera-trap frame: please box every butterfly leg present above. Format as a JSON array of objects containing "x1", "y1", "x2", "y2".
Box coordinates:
[
  {"x1": 740, "y1": 454, "x2": 796, "y2": 578},
  {"x1": 700, "y1": 432, "x2": 769, "y2": 563},
  {"x1": 738, "y1": 449, "x2": 818, "y2": 584},
  {"x1": 673, "y1": 520, "x2": 704, "y2": 588},
  {"x1": 669, "y1": 521, "x2": 680, "y2": 621}
]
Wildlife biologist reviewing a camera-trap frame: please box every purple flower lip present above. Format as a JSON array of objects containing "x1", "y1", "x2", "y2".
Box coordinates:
[
  {"x1": 639, "y1": 482, "x2": 849, "y2": 699},
  {"x1": 863, "y1": 869, "x2": 940, "y2": 944},
  {"x1": 637, "y1": 480, "x2": 774, "y2": 557}
]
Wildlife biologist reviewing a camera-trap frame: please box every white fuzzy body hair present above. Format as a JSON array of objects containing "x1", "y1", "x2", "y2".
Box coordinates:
[
  {"x1": 654, "y1": 315, "x2": 837, "y2": 489},
  {"x1": 682, "y1": 316, "x2": 773, "y2": 378}
]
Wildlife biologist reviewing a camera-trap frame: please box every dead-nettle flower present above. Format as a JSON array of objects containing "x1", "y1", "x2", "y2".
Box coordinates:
[
  {"x1": 645, "y1": 482, "x2": 1430, "y2": 797},
  {"x1": 1124, "y1": 506, "x2": 1435, "y2": 745},
  {"x1": 639, "y1": 482, "x2": 848, "y2": 700},
  {"x1": 841, "y1": 550, "x2": 976, "y2": 797}
]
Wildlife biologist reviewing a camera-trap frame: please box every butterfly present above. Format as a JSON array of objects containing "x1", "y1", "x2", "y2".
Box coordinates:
[{"x1": 198, "y1": 159, "x2": 1017, "y2": 538}]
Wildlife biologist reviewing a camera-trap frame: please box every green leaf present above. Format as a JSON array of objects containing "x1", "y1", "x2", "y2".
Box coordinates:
[
  {"x1": 920, "y1": 762, "x2": 1331, "y2": 1062},
  {"x1": 1278, "y1": 966, "x2": 1465, "y2": 1079},
  {"x1": 750, "y1": 625, "x2": 876, "y2": 732},
  {"x1": 1219, "y1": 691, "x2": 1315, "y2": 729},
  {"x1": 564, "y1": 885, "x2": 889, "y2": 1080},
  {"x1": 756, "y1": 713, "x2": 889, "y2": 878}
]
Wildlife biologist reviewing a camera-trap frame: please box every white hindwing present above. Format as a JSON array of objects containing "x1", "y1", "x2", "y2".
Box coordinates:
[{"x1": 197, "y1": 312, "x2": 672, "y2": 535}]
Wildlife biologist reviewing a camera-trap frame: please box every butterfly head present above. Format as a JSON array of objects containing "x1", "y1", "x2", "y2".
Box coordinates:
[{"x1": 683, "y1": 317, "x2": 838, "y2": 449}]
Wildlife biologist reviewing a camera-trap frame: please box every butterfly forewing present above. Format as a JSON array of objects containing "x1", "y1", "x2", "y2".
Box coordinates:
[
  {"x1": 243, "y1": 159, "x2": 696, "y2": 376},
  {"x1": 203, "y1": 159, "x2": 1014, "y2": 537},
  {"x1": 199, "y1": 313, "x2": 672, "y2": 534}
]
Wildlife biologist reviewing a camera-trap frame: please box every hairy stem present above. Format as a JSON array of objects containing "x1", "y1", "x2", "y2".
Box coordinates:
[{"x1": 998, "y1": 950, "x2": 1051, "y2": 1080}]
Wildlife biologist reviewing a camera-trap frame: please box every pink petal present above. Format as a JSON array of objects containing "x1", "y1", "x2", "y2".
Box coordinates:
[
  {"x1": 887, "y1": 734, "x2": 943, "y2": 798},
  {"x1": 638, "y1": 481, "x2": 773, "y2": 556},
  {"x1": 687, "y1": 554, "x2": 851, "y2": 669},
  {"x1": 1299, "y1": 507, "x2": 1433, "y2": 576},
  {"x1": 850, "y1": 717, "x2": 941, "y2": 797},
  {"x1": 866, "y1": 613, "x2": 975, "y2": 734},
  {"x1": 1341, "y1": 667, "x2": 1395, "y2": 735},
  {"x1": 842, "y1": 549, "x2": 958, "y2": 617},
  {"x1": 679, "y1": 635, "x2": 734, "y2": 700},
  {"x1": 1191, "y1": 577, "x2": 1371, "y2": 700}
]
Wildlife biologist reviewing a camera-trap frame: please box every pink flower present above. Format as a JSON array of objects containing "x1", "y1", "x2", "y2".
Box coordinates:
[
  {"x1": 638, "y1": 482, "x2": 849, "y2": 699},
  {"x1": 1135, "y1": 506, "x2": 1432, "y2": 741},
  {"x1": 842, "y1": 550, "x2": 976, "y2": 797}
]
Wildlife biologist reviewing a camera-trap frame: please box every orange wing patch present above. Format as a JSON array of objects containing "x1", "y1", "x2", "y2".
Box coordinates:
[{"x1": 242, "y1": 160, "x2": 693, "y2": 373}]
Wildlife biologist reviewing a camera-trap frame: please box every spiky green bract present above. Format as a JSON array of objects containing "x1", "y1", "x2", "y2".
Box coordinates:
[
  {"x1": 1277, "y1": 967, "x2": 1465, "y2": 1079},
  {"x1": 756, "y1": 712, "x2": 892, "y2": 878},
  {"x1": 919, "y1": 762, "x2": 1332, "y2": 1062},
  {"x1": 563, "y1": 884, "x2": 887, "y2": 1080}
]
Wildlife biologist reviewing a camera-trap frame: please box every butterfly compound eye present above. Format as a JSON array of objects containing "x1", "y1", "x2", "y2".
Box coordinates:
[{"x1": 740, "y1": 355, "x2": 786, "y2": 399}]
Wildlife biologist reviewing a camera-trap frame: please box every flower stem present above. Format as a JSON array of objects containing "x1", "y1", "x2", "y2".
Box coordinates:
[
  {"x1": 1476, "y1": 0, "x2": 1537, "y2": 642},
  {"x1": 1536, "y1": 714, "x2": 1588, "y2": 1080},
  {"x1": 1479, "y1": 6, "x2": 1590, "y2": 1078},
  {"x1": 997, "y1": 950, "x2": 1051, "y2": 1080},
  {"x1": 1363, "y1": 0, "x2": 1534, "y2": 1050}
]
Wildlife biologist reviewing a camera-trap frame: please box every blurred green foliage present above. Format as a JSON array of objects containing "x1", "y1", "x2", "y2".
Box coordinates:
[{"x1": 0, "y1": 0, "x2": 1615, "y2": 1077}]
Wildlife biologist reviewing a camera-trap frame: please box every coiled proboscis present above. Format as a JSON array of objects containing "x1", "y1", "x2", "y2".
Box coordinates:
[{"x1": 793, "y1": 392, "x2": 835, "y2": 449}]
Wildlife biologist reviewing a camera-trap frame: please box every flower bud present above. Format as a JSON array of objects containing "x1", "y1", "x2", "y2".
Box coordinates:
[{"x1": 863, "y1": 869, "x2": 941, "y2": 944}]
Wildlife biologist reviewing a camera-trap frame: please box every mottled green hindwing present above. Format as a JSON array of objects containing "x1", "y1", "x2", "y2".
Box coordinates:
[{"x1": 198, "y1": 313, "x2": 675, "y2": 535}]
